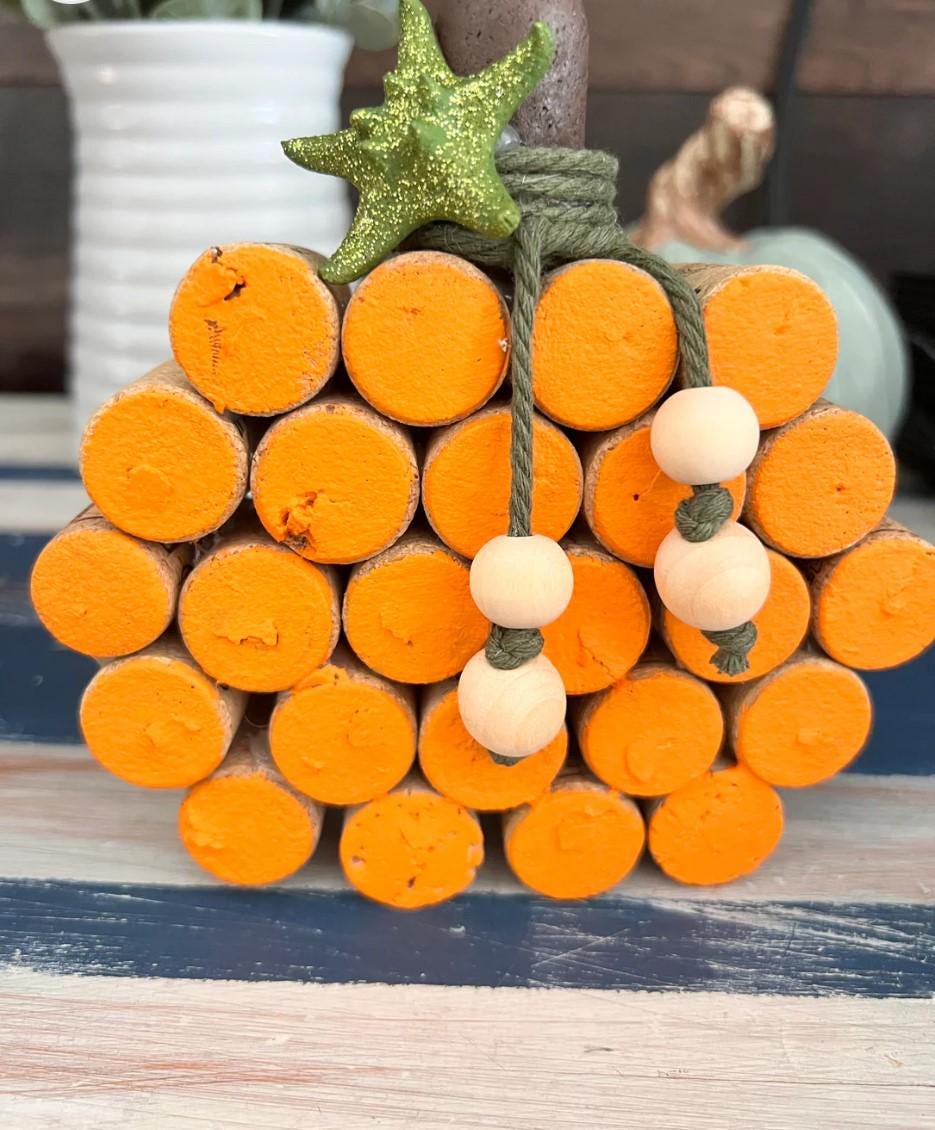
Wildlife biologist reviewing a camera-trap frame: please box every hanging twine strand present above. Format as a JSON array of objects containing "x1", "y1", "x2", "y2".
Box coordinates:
[{"x1": 412, "y1": 146, "x2": 756, "y2": 676}]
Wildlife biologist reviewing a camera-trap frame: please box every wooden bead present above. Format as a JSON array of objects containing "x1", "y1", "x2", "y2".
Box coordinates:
[
  {"x1": 654, "y1": 521, "x2": 771, "y2": 631},
  {"x1": 457, "y1": 652, "x2": 567, "y2": 760},
  {"x1": 650, "y1": 387, "x2": 760, "y2": 485},
  {"x1": 469, "y1": 535, "x2": 574, "y2": 628}
]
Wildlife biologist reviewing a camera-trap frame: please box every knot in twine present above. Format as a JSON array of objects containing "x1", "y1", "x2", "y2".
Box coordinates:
[
  {"x1": 675, "y1": 484, "x2": 734, "y2": 542},
  {"x1": 703, "y1": 621, "x2": 759, "y2": 678},
  {"x1": 412, "y1": 147, "x2": 754, "y2": 676}
]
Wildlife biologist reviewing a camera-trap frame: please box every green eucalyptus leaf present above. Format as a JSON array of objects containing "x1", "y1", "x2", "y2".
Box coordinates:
[
  {"x1": 148, "y1": 0, "x2": 261, "y2": 18},
  {"x1": 18, "y1": 0, "x2": 92, "y2": 30},
  {"x1": 314, "y1": 0, "x2": 347, "y2": 22},
  {"x1": 346, "y1": 0, "x2": 397, "y2": 49}
]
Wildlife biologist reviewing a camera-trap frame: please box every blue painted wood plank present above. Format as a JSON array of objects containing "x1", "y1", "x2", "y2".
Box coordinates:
[
  {"x1": 0, "y1": 465, "x2": 79, "y2": 482},
  {"x1": 0, "y1": 880, "x2": 931, "y2": 998}
]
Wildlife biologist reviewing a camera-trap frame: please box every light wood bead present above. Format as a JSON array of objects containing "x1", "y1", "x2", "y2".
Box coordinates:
[
  {"x1": 654, "y1": 521, "x2": 771, "y2": 631},
  {"x1": 650, "y1": 387, "x2": 760, "y2": 485},
  {"x1": 469, "y1": 535, "x2": 574, "y2": 628},
  {"x1": 457, "y1": 651, "x2": 567, "y2": 760}
]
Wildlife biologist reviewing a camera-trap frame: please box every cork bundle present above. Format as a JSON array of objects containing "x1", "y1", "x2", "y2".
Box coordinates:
[{"x1": 31, "y1": 241, "x2": 935, "y2": 907}]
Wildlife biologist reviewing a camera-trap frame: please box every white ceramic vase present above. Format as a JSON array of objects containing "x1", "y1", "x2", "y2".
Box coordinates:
[{"x1": 47, "y1": 22, "x2": 353, "y2": 434}]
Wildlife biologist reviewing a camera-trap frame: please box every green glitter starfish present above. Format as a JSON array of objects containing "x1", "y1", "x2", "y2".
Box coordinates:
[{"x1": 282, "y1": 0, "x2": 555, "y2": 284}]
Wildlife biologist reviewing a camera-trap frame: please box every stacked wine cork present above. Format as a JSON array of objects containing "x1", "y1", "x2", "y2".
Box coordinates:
[{"x1": 31, "y1": 243, "x2": 935, "y2": 906}]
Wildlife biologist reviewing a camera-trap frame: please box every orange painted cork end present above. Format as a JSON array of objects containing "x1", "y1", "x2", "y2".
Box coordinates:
[
  {"x1": 343, "y1": 251, "x2": 510, "y2": 426},
  {"x1": 648, "y1": 763, "x2": 784, "y2": 885},
  {"x1": 30, "y1": 511, "x2": 188, "y2": 658},
  {"x1": 343, "y1": 535, "x2": 488, "y2": 684},
  {"x1": 577, "y1": 662, "x2": 724, "y2": 796},
  {"x1": 811, "y1": 524, "x2": 935, "y2": 670},
  {"x1": 745, "y1": 403, "x2": 895, "y2": 559},
  {"x1": 583, "y1": 414, "x2": 745, "y2": 567},
  {"x1": 80, "y1": 644, "x2": 245, "y2": 789},
  {"x1": 662, "y1": 549, "x2": 810, "y2": 683},
  {"x1": 178, "y1": 536, "x2": 340, "y2": 692},
  {"x1": 170, "y1": 243, "x2": 347, "y2": 416},
  {"x1": 532, "y1": 259, "x2": 677, "y2": 430},
  {"x1": 688, "y1": 264, "x2": 838, "y2": 428},
  {"x1": 423, "y1": 405, "x2": 583, "y2": 559},
  {"x1": 270, "y1": 658, "x2": 417, "y2": 806},
  {"x1": 251, "y1": 396, "x2": 419, "y2": 565},
  {"x1": 80, "y1": 362, "x2": 248, "y2": 543},
  {"x1": 340, "y1": 782, "x2": 484, "y2": 909},
  {"x1": 727, "y1": 654, "x2": 873, "y2": 787},
  {"x1": 418, "y1": 683, "x2": 566, "y2": 811},
  {"x1": 504, "y1": 778, "x2": 646, "y2": 900},
  {"x1": 542, "y1": 541, "x2": 650, "y2": 695},
  {"x1": 179, "y1": 735, "x2": 322, "y2": 886}
]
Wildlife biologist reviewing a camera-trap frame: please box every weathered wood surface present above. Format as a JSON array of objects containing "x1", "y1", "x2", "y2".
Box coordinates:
[
  {"x1": 7, "y1": 2, "x2": 935, "y2": 95},
  {"x1": 0, "y1": 973, "x2": 932, "y2": 1129},
  {"x1": 2, "y1": 739, "x2": 934, "y2": 904}
]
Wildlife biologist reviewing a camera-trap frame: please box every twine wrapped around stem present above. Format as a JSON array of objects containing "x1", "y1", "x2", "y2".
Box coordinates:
[{"x1": 412, "y1": 146, "x2": 756, "y2": 675}]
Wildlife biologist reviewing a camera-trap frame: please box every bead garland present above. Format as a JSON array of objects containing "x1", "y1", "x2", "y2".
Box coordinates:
[{"x1": 415, "y1": 145, "x2": 768, "y2": 758}]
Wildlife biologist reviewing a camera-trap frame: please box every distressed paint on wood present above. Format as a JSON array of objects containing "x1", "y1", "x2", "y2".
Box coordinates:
[
  {"x1": 1, "y1": 741, "x2": 934, "y2": 902},
  {"x1": 0, "y1": 971, "x2": 932, "y2": 1129},
  {"x1": 0, "y1": 879, "x2": 933, "y2": 997}
]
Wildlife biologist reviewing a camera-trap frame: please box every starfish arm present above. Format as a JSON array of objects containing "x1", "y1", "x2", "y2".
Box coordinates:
[
  {"x1": 462, "y1": 21, "x2": 556, "y2": 131},
  {"x1": 320, "y1": 196, "x2": 418, "y2": 285},
  {"x1": 449, "y1": 173, "x2": 520, "y2": 239},
  {"x1": 395, "y1": 0, "x2": 452, "y2": 83},
  {"x1": 282, "y1": 131, "x2": 360, "y2": 181}
]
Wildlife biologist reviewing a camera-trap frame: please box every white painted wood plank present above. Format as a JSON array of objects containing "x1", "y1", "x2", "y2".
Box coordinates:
[
  {"x1": 1, "y1": 742, "x2": 933, "y2": 902},
  {"x1": 0, "y1": 395, "x2": 74, "y2": 468},
  {"x1": 0, "y1": 482, "x2": 88, "y2": 533},
  {"x1": 0, "y1": 972, "x2": 932, "y2": 1129}
]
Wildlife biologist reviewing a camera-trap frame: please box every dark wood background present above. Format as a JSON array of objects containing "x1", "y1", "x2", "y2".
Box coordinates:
[{"x1": 2, "y1": 0, "x2": 934, "y2": 393}]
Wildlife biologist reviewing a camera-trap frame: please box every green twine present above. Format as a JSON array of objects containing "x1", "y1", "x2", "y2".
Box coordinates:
[{"x1": 412, "y1": 146, "x2": 755, "y2": 676}]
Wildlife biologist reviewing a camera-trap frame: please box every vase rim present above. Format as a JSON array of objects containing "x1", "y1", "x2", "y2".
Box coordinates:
[{"x1": 47, "y1": 20, "x2": 352, "y2": 47}]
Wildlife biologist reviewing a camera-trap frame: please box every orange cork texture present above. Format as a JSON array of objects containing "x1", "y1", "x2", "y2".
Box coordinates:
[
  {"x1": 726, "y1": 654, "x2": 873, "y2": 787},
  {"x1": 423, "y1": 405, "x2": 583, "y2": 559},
  {"x1": 270, "y1": 654, "x2": 417, "y2": 805},
  {"x1": 583, "y1": 414, "x2": 745, "y2": 567},
  {"x1": 251, "y1": 396, "x2": 419, "y2": 565},
  {"x1": 504, "y1": 778, "x2": 645, "y2": 900},
  {"x1": 343, "y1": 251, "x2": 510, "y2": 426},
  {"x1": 542, "y1": 540, "x2": 650, "y2": 694},
  {"x1": 178, "y1": 533, "x2": 340, "y2": 693},
  {"x1": 340, "y1": 782, "x2": 483, "y2": 909},
  {"x1": 576, "y1": 662, "x2": 723, "y2": 796},
  {"x1": 418, "y1": 682, "x2": 566, "y2": 811},
  {"x1": 169, "y1": 243, "x2": 347, "y2": 416},
  {"x1": 80, "y1": 362, "x2": 248, "y2": 543},
  {"x1": 648, "y1": 763, "x2": 784, "y2": 885},
  {"x1": 343, "y1": 534, "x2": 488, "y2": 683},
  {"x1": 683, "y1": 264, "x2": 838, "y2": 428},
  {"x1": 179, "y1": 733, "x2": 322, "y2": 886},
  {"x1": 30, "y1": 508, "x2": 189, "y2": 658},
  {"x1": 745, "y1": 403, "x2": 895, "y2": 559},
  {"x1": 532, "y1": 259, "x2": 677, "y2": 430},
  {"x1": 810, "y1": 522, "x2": 935, "y2": 669},
  {"x1": 80, "y1": 642, "x2": 246, "y2": 789},
  {"x1": 661, "y1": 549, "x2": 810, "y2": 683}
]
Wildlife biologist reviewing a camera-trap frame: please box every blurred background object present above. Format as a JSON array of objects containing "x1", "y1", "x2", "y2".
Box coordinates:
[
  {"x1": 1, "y1": 0, "x2": 398, "y2": 431},
  {"x1": 1, "y1": 0, "x2": 934, "y2": 460},
  {"x1": 629, "y1": 85, "x2": 909, "y2": 439}
]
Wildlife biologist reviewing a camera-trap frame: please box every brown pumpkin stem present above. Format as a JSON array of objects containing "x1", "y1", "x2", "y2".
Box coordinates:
[
  {"x1": 630, "y1": 87, "x2": 776, "y2": 253},
  {"x1": 436, "y1": 0, "x2": 589, "y2": 149}
]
